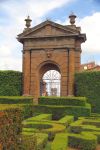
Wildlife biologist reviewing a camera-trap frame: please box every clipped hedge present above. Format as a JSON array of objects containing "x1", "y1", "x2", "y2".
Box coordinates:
[
  {"x1": 0, "y1": 96, "x2": 33, "y2": 104},
  {"x1": 21, "y1": 133, "x2": 48, "y2": 150},
  {"x1": 23, "y1": 121, "x2": 66, "y2": 139},
  {"x1": 24, "y1": 114, "x2": 52, "y2": 122},
  {"x1": 68, "y1": 132, "x2": 97, "y2": 150},
  {"x1": 70, "y1": 117, "x2": 100, "y2": 134},
  {"x1": 0, "y1": 107, "x2": 22, "y2": 149},
  {"x1": 0, "y1": 96, "x2": 34, "y2": 119},
  {"x1": 33, "y1": 104, "x2": 91, "y2": 119},
  {"x1": 39, "y1": 96, "x2": 87, "y2": 106},
  {"x1": 0, "y1": 70, "x2": 22, "y2": 96},
  {"x1": 22, "y1": 114, "x2": 66, "y2": 140},
  {"x1": 0, "y1": 103, "x2": 34, "y2": 120},
  {"x1": 75, "y1": 71, "x2": 100, "y2": 113},
  {"x1": 51, "y1": 133, "x2": 68, "y2": 150},
  {"x1": 58, "y1": 115, "x2": 74, "y2": 126}
]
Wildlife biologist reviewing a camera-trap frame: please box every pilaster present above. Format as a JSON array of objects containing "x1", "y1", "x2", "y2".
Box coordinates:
[
  {"x1": 23, "y1": 50, "x2": 31, "y2": 95},
  {"x1": 68, "y1": 48, "x2": 75, "y2": 96}
]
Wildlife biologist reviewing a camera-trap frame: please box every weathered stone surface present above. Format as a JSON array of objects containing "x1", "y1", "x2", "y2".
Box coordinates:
[{"x1": 17, "y1": 19, "x2": 86, "y2": 98}]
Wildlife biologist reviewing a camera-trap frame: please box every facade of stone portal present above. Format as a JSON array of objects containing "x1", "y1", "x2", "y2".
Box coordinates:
[{"x1": 17, "y1": 14, "x2": 86, "y2": 98}]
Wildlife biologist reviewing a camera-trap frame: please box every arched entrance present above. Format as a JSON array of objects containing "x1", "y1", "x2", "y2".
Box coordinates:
[
  {"x1": 18, "y1": 17, "x2": 86, "y2": 98},
  {"x1": 41, "y1": 70, "x2": 61, "y2": 96},
  {"x1": 39, "y1": 62, "x2": 61, "y2": 97}
]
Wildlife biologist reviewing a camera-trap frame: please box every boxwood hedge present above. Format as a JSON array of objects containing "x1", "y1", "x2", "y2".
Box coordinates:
[
  {"x1": 58, "y1": 115, "x2": 74, "y2": 126},
  {"x1": 0, "y1": 107, "x2": 22, "y2": 149},
  {"x1": 75, "y1": 71, "x2": 100, "y2": 113},
  {"x1": 0, "y1": 96, "x2": 33, "y2": 104},
  {"x1": 21, "y1": 133, "x2": 48, "y2": 150},
  {"x1": 68, "y1": 132, "x2": 97, "y2": 150},
  {"x1": 0, "y1": 70, "x2": 22, "y2": 96},
  {"x1": 70, "y1": 116, "x2": 100, "y2": 134},
  {"x1": 38, "y1": 96, "x2": 87, "y2": 106},
  {"x1": 33, "y1": 104, "x2": 91, "y2": 119},
  {"x1": 51, "y1": 133, "x2": 68, "y2": 150}
]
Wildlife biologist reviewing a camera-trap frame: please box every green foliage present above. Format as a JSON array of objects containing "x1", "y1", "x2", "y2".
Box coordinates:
[
  {"x1": 58, "y1": 115, "x2": 74, "y2": 126},
  {"x1": 51, "y1": 133, "x2": 68, "y2": 150},
  {"x1": 44, "y1": 142, "x2": 52, "y2": 150},
  {"x1": 0, "y1": 96, "x2": 33, "y2": 104},
  {"x1": 92, "y1": 132, "x2": 100, "y2": 143},
  {"x1": 23, "y1": 120, "x2": 66, "y2": 135},
  {"x1": 22, "y1": 114, "x2": 66, "y2": 140},
  {"x1": 0, "y1": 96, "x2": 34, "y2": 119},
  {"x1": 70, "y1": 116, "x2": 100, "y2": 134},
  {"x1": 0, "y1": 70, "x2": 22, "y2": 96},
  {"x1": 0, "y1": 107, "x2": 22, "y2": 149},
  {"x1": 22, "y1": 104, "x2": 34, "y2": 119},
  {"x1": 75, "y1": 71, "x2": 100, "y2": 113},
  {"x1": 33, "y1": 104, "x2": 91, "y2": 119},
  {"x1": 25, "y1": 114, "x2": 52, "y2": 122},
  {"x1": 0, "y1": 103, "x2": 34, "y2": 120},
  {"x1": 21, "y1": 133, "x2": 48, "y2": 150},
  {"x1": 39, "y1": 96, "x2": 87, "y2": 106},
  {"x1": 68, "y1": 132, "x2": 97, "y2": 150}
]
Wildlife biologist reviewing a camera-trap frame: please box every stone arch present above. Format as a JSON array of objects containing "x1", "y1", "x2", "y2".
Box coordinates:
[
  {"x1": 18, "y1": 19, "x2": 86, "y2": 99},
  {"x1": 38, "y1": 60, "x2": 61, "y2": 80},
  {"x1": 37, "y1": 60, "x2": 61, "y2": 96}
]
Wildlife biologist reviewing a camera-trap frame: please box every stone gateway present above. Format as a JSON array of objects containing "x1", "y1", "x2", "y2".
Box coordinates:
[{"x1": 17, "y1": 14, "x2": 86, "y2": 98}]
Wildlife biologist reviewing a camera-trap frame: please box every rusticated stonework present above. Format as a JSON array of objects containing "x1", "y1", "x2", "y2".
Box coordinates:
[{"x1": 17, "y1": 18, "x2": 86, "y2": 99}]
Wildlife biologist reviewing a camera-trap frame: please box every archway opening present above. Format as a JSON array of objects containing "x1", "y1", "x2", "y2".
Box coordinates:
[{"x1": 39, "y1": 63, "x2": 61, "y2": 96}]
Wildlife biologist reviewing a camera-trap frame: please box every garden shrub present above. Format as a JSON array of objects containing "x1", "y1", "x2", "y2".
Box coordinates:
[
  {"x1": 24, "y1": 114, "x2": 52, "y2": 122},
  {"x1": 92, "y1": 132, "x2": 100, "y2": 143},
  {"x1": 0, "y1": 96, "x2": 34, "y2": 119},
  {"x1": 0, "y1": 107, "x2": 22, "y2": 149},
  {"x1": 21, "y1": 133, "x2": 48, "y2": 150},
  {"x1": 39, "y1": 96, "x2": 87, "y2": 106},
  {"x1": 21, "y1": 134, "x2": 37, "y2": 150},
  {"x1": 82, "y1": 119, "x2": 100, "y2": 127},
  {"x1": 51, "y1": 133, "x2": 68, "y2": 150},
  {"x1": 33, "y1": 104, "x2": 91, "y2": 119},
  {"x1": 22, "y1": 104, "x2": 34, "y2": 119},
  {"x1": 79, "y1": 114, "x2": 100, "y2": 121},
  {"x1": 0, "y1": 70, "x2": 22, "y2": 96},
  {"x1": 75, "y1": 71, "x2": 100, "y2": 113},
  {"x1": 22, "y1": 115, "x2": 66, "y2": 141},
  {"x1": 70, "y1": 117, "x2": 100, "y2": 133},
  {"x1": 23, "y1": 121, "x2": 66, "y2": 134},
  {"x1": 0, "y1": 103, "x2": 34, "y2": 120},
  {"x1": 91, "y1": 113, "x2": 100, "y2": 118},
  {"x1": 58, "y1": 115, "x2": 74, "y2": 126},
  {"x1": 0, "y1": 96, "x2": 33, "y2": 104},
  {"x1": 68, "y1": 132, "x2": 97, "y2": 150}
]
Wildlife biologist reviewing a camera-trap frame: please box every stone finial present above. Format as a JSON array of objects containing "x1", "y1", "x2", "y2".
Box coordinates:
[
  {"x1": 69, "y1": 12, "x2": 77, "y2": 25},
  {"x1": 25, "y1": 16, "x2": 32, "y2": 28}
]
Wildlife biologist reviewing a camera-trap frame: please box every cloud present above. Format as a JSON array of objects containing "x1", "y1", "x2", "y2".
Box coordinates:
[
  {"x1": 0, "y1": 57, "x2": 22, "y2": 70},
  {"x1": 56, "y1": 12, "x2": 100, "y2": 65},
  {"x1": 1, "y1": 0, "x2": 100, "y2": 70},
  {"x1": 78, "y1": 12, "x2": 100, "y2": 55},
  {"x1": 0, "y1": 0, "x2": 74, "y2": 71}
]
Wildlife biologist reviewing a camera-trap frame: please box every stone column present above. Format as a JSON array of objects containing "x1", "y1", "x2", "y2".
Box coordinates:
[
  {"x1": 23, "y1": 50, "x2": 31, "y2": 95},
  {"x1": 61, "y1": 75, "x2": 68, "y2": 96},
  {"x1": 68, "y1": 48, "x2": 75, "y2": 96},
  {"x1": 75, "y1": 50, "x2": 81, "y2": 72}
]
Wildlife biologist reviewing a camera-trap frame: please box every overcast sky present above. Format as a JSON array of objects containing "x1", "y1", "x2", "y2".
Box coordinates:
[{"x1": 0, "y1": 0, "x2": 100, "y2": 71}]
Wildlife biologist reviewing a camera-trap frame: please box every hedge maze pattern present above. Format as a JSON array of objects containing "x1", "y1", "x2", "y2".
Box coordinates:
[
  {"x1": 22, "y1": 97, "x2": 100, "y2": 150},
  {"x1": 0, "y1": 96, "x2": 100, "y2": 150}
]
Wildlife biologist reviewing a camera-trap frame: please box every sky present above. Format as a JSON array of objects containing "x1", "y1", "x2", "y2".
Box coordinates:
[{"x1": 0, "y1": 0, "x2": 100, "y2": 71}]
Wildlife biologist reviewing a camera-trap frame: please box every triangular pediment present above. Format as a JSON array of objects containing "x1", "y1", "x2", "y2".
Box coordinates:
[{"x1": 18, "y1": 20, "x2": 80, "y2": 39}]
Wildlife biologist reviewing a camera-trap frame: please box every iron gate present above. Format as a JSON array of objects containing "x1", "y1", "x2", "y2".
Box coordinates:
[{"x1": 40, "y1": 70, "x2": 61, "y2": 96}]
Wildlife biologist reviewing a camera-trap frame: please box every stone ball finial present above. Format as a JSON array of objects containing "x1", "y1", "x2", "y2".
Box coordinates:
[
  {"x1": 69, "y1": 12, "x2": 77, "y2": 25},
  {"x1": 25, "y1": 16, "x2": 32, "y2": 28}
]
